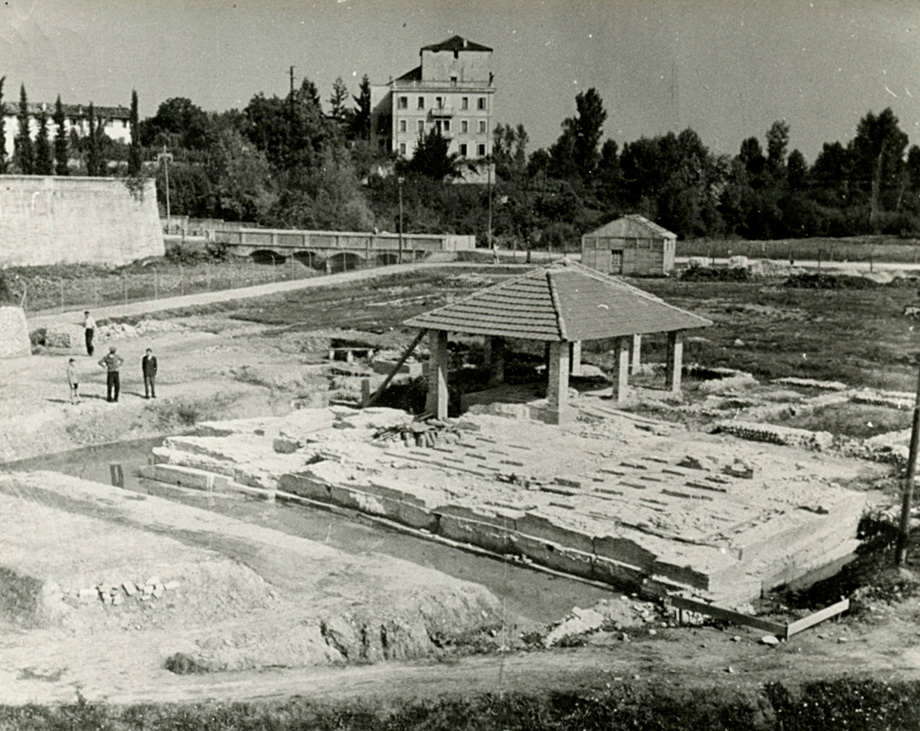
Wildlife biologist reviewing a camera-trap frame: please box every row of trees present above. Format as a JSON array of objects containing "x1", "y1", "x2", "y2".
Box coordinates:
[
  {"x1": 0, "y1": 79, "x2": 143, "y2": 177},
  {"x1": 3, "y1": 71, "x2": 920, "y2": 243}
]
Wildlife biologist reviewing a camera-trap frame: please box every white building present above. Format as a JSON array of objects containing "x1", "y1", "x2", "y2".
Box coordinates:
[
  {"x1": 2, "y1": 101, "x2": 131, "y2": 160},
  {"x1": 371, "y1": 36, "x2": 495, "y2": 180}
]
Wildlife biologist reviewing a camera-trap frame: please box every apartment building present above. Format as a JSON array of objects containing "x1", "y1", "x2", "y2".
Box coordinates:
[{"x1": 371, "y1": 36, "x2": 495, "y2": 175}]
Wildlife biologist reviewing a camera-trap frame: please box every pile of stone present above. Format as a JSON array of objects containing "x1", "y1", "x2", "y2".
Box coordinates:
[
  {"x1": 65, "y1": 576, "x2": 182, "y2": 607},
  {"x1": 373, "y1": 418, "x2": 462, "y2": 448}
]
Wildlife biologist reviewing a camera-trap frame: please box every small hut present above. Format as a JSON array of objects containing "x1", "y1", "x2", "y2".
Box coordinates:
[
  {"x1": 402, "y1": 261, "x2": 710, "y2": 424},
  {"x1": 581, "y1": 214, "x2": 677, "y2": 276}
]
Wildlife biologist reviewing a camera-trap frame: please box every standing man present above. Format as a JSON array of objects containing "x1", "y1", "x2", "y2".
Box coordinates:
[
  {"x1": 142, "y1": 347, "x2": 158, "y2": 399},
  {"x1": 82, "y1": 311, "x2": 96, "y2": 356},
  {"x1": 98, "y1": 345, "x2": 124, "y2": 403}
]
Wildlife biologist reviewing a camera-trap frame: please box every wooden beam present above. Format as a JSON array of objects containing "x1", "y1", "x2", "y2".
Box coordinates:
[
  {"x1": 668, "y1": 595, "x2": 786, "y2": 636},
  {"x1": 786, "y1": 598, "x2": 850, "y2": 637},
  {"x1": 363, "y1": 329, "x2": 425, "y2": 408}
]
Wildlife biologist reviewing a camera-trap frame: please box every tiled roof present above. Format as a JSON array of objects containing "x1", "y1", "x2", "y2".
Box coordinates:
[
  {"x1": 2, "y1": 102, "x2": 130, "y2": 119},
  {"x1": 586, "y1": 214, "x2": 676, "y2": 240},
  {"x1": 404, "y1": 261, "x2": 710, "y2": 341},
  {"x1": 421, "y1": 36, "x2": 492, "y2": 53}
]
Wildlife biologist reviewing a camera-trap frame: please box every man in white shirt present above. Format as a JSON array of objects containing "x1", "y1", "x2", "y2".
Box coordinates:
[{"x1": 82, "y1": 311, "x2": 96, "y2": 356}]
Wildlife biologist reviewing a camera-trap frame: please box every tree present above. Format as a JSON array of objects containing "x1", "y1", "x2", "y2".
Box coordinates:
[
  {"x1": 766, "y1": 120, "x2": 790, "y2": 179},
  {"x1": 0, "y1": 77, "x2": 7, "y2": 173},
  {"x1": 786, "y1": 149, "x2": 807, "y2": 191},
  {"x1": 86, "y1": 103, "x2": 99, "y2": 175},
  {"x1": 34, "y1": 107, "x2": 52, "y2": 175},
  {"x1": 492, "y1": 123, "x2": 528, "y2": 183},
  {"x1": 851, "y1": 107, "x2": 909, "y2": 228},
  {"x1": 329, "y1": 77, "x2": 349, "y2": 122},
  {"x1": 53, "y1": 95, "x2": 68, "y2": 175},
  {"x1": 350, "y1": 74, "x2": 371, "y2": 141},
  {"x1": 128, "y1": 89, "x2": 142, "y2": 175},
  {"x1": 405, "y1": 128, "x2": 458, "y2": 181},
  {"x1": 571, "y1": 88, "x2": 607, "y2": 181},
  {"x1": 14, "y1": 84, "x2": 33, "y2": 174},
  {"x1": 140, "y1": 97, "x2": 212, "y2": 152}
]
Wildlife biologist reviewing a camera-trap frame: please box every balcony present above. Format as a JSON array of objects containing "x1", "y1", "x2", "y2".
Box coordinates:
[{"x1": 429, "y1": 105, "x2": 454, "y2": 118}]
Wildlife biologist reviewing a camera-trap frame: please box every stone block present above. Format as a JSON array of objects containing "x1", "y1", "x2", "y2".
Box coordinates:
[
  {"x1": 593, "y1": 534, "x2": 657, "y2": 570},
  {"x1": 514, "y1": 534, "x2": 594, "y2": 579},
  {"x1": 516, "y1": 512, "x2": 594, "y2": 555},
  {"x1": 0, "y1": 307, "x2": 30, "y2": 358},
  {"x1": 122, "y1": 581, "x2": 137, "y2": 596},
  {"x1": 436, "y1": 512, "x2": 515, "y2": 554},
  {"x1": 272, "y1": 437, "x2": 302, "y2": 454}
]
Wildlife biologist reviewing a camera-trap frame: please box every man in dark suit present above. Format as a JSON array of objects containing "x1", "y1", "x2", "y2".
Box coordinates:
[{"x1": 142, "y1": 347, "x2": 158, "y2": 399}]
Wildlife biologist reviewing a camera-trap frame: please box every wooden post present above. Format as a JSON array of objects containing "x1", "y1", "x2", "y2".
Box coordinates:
[
  {"x1": 629, "y1": 333, "x2": 642, "y2": 375},
  {"x1": 569, "y1": 340, "x2": 583, "y2": 376},
  {"x1": 665, "y1": 331, "x2": 684, "y2": 393},
  {"x1": 425, "y1": 329, "x2": 449, "y2": 419},
  {"x1": 546, "y1": 341, "x2": 570, "y2": 424},
  {"x1": 485, "y1": 336, "x2": 505, "y2": 387},
  {"x1": 896, "y1": 355, "x2": 920, "y2": 565},
  {"x1": 611, "y1": 337, "x2": 630, "y2": 403}
]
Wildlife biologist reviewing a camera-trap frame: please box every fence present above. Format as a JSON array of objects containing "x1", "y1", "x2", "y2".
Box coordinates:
[
  {"x1": 680, "y1": 237, "x2": 920, "y2": 265},
  {"x1": 15, "y1": 255, "x2": 377, "y2": 314}
]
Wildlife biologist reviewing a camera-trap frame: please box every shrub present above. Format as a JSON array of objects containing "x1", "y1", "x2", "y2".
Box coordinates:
[{"x1": 680, "y1": 266, "x2": 751, "y2": 282}]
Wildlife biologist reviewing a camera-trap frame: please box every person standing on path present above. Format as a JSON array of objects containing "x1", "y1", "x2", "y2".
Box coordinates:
[
  {"x1": 82, "y1": 311, "x2": 96, "y2": 356},
  {"x1": 141, "y1": 347, "x2": 158, "y2": 399},
  {"x1": 66, "y1": 358, "x2": 80, "y2": 405},
  {"x1": 98, "y1": 345, "x2": 124, "y2": 402}
]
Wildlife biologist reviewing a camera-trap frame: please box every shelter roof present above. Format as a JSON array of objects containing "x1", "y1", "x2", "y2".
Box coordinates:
[
  {"x1": 404, "y1": 261, "x2": 710, "y2": 341},
  {"x1": 421, "y1": 36, "x2": 492, "y2": 53},
  {"x1": 394, "y1": 66, "x2": 422, "y2": 83},
  {"x1": 586, "y1": 214, "x2": 676, "y2": 241}
]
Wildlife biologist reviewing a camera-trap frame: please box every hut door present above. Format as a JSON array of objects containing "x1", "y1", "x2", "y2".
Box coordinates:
[{"x1": 610, "y1": 249, "x2": 624, "y2": 274}]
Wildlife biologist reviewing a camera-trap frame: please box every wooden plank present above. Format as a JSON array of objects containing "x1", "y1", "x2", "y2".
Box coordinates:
[
  {"x1": 363, "y1": 330, "x2": 425, "y2": 407},
  {"x1": 669, "y1": 596, "x2": 787, "y2": 636},
  {"x1": 786, "y1": 599, "x2": 850, "y2": 638}
]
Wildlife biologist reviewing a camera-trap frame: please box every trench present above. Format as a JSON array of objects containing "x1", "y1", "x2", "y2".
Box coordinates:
[{"x1": 1, "y1": 438, "x2": 615, "y2": 625}]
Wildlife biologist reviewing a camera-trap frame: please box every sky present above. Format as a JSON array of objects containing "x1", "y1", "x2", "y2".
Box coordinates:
[{"x1": 1, "y1": 0, "x2": 918, "y2": 163}]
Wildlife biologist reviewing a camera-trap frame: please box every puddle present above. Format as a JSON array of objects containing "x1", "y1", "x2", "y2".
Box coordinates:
[{"x1": 1, "y1": 438, "x2": 617, "y2": 624}]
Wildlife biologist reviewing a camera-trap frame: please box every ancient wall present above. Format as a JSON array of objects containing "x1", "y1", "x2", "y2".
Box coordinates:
[{"x1": 0, "y1": 176, "x2": 164, "y2": 268}]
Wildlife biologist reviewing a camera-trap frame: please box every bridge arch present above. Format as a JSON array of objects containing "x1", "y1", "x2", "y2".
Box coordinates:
[
  {"x1": 375, "y1": 252, "x2": 400, "y2": 267},
  {"x1": 248, "y1": 248, "x2": 285, "y2": 264},
  {"x1": 291, "y1": 250, "x2": 318, "y2": 268},
  {"x1": 326, "y1": 251, "x2": 364, "y2": 273}
]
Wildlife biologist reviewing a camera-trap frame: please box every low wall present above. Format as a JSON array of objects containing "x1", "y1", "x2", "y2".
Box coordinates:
[{"x1": 0, "y1": 176, "x2": 164, "y2": 268}]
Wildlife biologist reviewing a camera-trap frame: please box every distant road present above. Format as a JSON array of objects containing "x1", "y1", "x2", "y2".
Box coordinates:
[{"x1": 675, "y1": 256, "x2": 920, "y2": 273}]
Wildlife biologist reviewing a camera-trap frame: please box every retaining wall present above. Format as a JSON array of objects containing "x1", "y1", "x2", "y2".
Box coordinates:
[{"x1": 0, "y1": 176, "x2": 164, "y2": 267}]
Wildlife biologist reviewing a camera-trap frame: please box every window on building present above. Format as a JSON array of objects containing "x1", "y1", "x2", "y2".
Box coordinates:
[
  {"x1": 400, "y1": 143, "x2": 407, "y2": 155},
  {"x1": 443, "y1": 120, "x2": 451, "y2": 132},
  {"x1": 478, "y1": 97, "x2": 487, "y2": 111},
  {"x1": 477, "y1": 144, "x2": 486, "y2": 157},
  {"x1": 418, "y1": 120, "x2": 425, "y2": 133},
  {"x1": 460, "y1": 143, "x2": 468, "y2": 157},
  {"x1": 461, "y1": 97, "x2": 469, "y2": 110},
  {"x1": 417, "y1": 97, "x2": 425, "y2": 110},
  {"x1": 461, "y1": 120, "x2": 469, "y2": 133},
  {"x1": 478, "y1": 120, "x2": 487, "y2": 134},
  {"x1": 399, "y1": 120, "x2": 407, "y2": 132},
  {"x1": 450, "y1": 76, "x2": 457, "y2": 87},
  {"x1": 398, "y1": 96, "x2": 408, "y2": 110}
]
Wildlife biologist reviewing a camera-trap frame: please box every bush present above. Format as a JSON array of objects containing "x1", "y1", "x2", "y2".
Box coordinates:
[
  {"x1": 783, "y1": 272, "x2": 877, "y2": 289},
  {"x1": 680, "y1": 266, "x2": 751, "y2": 282}
]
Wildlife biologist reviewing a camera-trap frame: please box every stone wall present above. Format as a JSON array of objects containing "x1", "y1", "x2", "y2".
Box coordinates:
[
  {"x1": 0, "y1": 307, "x2": 30, "y2": 357},
  {"x1": 0, "y1": 176, "x2": 164, "y2": 268}
]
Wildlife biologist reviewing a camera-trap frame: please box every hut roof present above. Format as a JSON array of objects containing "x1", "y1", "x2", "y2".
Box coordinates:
[
  {"x1": 421, "y1": 36, "x2": 492, "y2": 53},
  {"x1": 586, "y1": 214, "x2": 677, "y2": 241},
  {"x1": 403, "y1": 261, "x2": 710, "y2": 341}
]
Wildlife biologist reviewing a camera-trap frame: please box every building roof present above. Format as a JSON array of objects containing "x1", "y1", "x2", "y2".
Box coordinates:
[
  {"x1": 585, "y1": 214, "x2": 677, "y2": 241},
  {"x1": 395, "y1": 66, "x2": 422, "y2": 83},
  {"x1": 404, "y1": 260, "x2": 710, "y2": 341},
  {"x1": 2, "y1": 102, "x2": 130, "y2": 119},
  {"x1": 421, "y1": 35, "x2": 492, "y2": 53}
]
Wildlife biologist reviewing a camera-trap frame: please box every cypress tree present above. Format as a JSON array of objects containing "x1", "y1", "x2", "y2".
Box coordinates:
[
  {"x1": 0, "y1": 76, "x2": 7, "y2": 173},
  {"x1": 14, "y1": 84, "x2": 33, "y2": 174},
  {"x1": 128, "y1": 89, "x2": 142, "y2": 175},
  {"x1": 34, "y1": 107, "x2": 52, "y2": 174},
  {"x1": 53, "y1": 95, "x2": 68, "y2": 175},
  {"x1": 86, "y1": 102, "x2": 99, "y2": 175}
]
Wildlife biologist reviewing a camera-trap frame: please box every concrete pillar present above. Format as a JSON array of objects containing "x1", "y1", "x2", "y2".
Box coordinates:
[
  {"x1": 611, "y1": 337, "x2": 630, "y2": 403},
  {"x1": 665, "y1": 331, "x2": 684, "y2": 393},
  {"x1": 569, "y1": 340, "x2": 583, "y2": 376},
  {"x1": 546, "y1": 341, "x2": 571, "y2": 424},
  {"x1": 629, "y1": 333, "x2": 642, "y2": 375},
  {"x1": 425, "y1": 329, "x2": 449, "y2": 418},
  {"x1": 484, "y1": 336, "x2": 505, "y2": 387}
]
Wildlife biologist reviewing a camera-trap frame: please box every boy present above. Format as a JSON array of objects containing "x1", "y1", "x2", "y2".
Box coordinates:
[
  {"x1": 67, "y1": 358, "x2": 79, "y2": 404},
  {"x1": 82, "y1": 311, "x2": 96, "y2": 356}
]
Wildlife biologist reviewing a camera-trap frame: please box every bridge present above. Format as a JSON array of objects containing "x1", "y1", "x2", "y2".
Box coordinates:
[{"x1": 210, "y1": 227, "x2": 476, "y2": 272}]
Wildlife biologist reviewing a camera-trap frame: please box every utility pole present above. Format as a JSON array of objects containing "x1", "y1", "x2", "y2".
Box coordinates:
[
  {"x1": 896, "y1": 354, "x2": 920, "y2": 565},
  {"x1": 397, "y1": 176, "x2": 405, "y2": 265}
]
